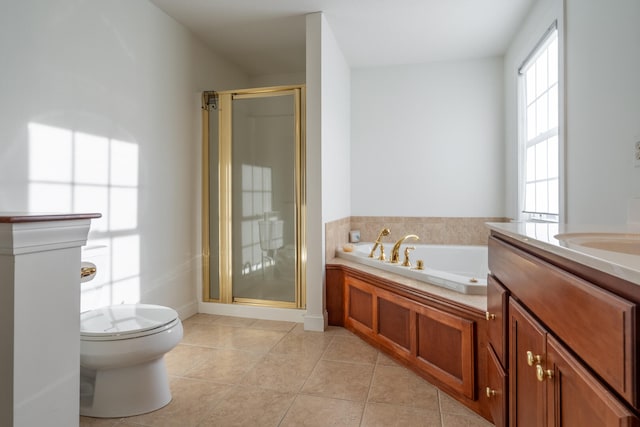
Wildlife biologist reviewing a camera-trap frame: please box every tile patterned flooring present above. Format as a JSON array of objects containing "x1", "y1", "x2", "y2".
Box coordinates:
[{"x1": 80, "y1": 314, "x2": 494, "y2": 427}]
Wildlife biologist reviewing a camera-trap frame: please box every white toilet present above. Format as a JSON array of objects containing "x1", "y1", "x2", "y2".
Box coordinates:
[{"x1": 79, "y1": 304, "x2": 183, "y2": 418}]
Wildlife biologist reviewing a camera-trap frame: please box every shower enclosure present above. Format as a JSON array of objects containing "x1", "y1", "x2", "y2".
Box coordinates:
[{"x1": 202, "y1": 86, "x2": 306, "y2": 309}]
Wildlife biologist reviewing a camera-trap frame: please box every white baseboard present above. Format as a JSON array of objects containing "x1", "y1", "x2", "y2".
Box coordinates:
[
  {"x1": 175, "y1": 300, "x2": 198, "y2": 320},
  {"x1": 303, "y1": 310, "x2": 328, "y2": 332},
  {"x1": 197, "y1": 301, "x2": 306, "y2": 323}
]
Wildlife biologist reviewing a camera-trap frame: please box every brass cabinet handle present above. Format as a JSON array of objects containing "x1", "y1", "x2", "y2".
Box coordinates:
[
  {"x1": 526, "y1": 350, "x2": 542, "y2": 367},
  {"x1": 485, "y1": 311, "x2": 496, "y2": 321},
  {"x1": 536, "y1": 364, "x2": 553, "y2": 382},
  {"x1": 485, "y1": 387, "x2": 497, "y2": 398}
]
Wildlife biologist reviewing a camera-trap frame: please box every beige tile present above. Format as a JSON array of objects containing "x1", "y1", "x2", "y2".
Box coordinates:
[
  {"x1": 271, "y1": 329, "x2": 335, "y2": 357},
  {"x1": 125, "y1": 377, "x2": 232, "y2": 427},
  {"x1": 182, "y1": 347, "x2": 262, "y2": 384},
  {"x1": 164, "y1": 344, "x2": 216, "y2": 377},
  {"x1": 301, "y1": 360, "x2": 374, "y2": 402},
  {"x1": 280, "y1": 394, "x2": 364, "y2": 427},
  {"x1": 180, "y1": 322, "x2": 285, "y2": 353},
  {"x1": 249, "y1": 319, "x2": 297, "y2": 332},
  {"x1": 442, "y1": 412, "x2": 494, "y2": 427},
  {"x1": 199, "y1": 385, "x2": 295, "y2": 427},
  {"x1": 368, "y1": 364, "x2": 439, "y2": 411},
  {"x1": 376, "y1": 351, "x2": 400, "y2": 366},
  {"x1": 213, "y1": 315, "x2": 257, "y2": 327},
  {"x1": 243, "y1": 352, "x2": 318, "y2": 393},
  {"x1": 179, "y1": 322, "x2": 237, "y2": 348},
  {"x1": 361, "y1": 402, "x2": 441, "y2": 427},
  {"x1": 79, "y1": 417, "x2": 121, "y2": 426},
  {"x1": 182, "y1": 313, "x2": 220, "y2": 326},
  {"x1": 438, "y1": 392, "x2": 495, "y2": 425},
  {"x1": 325, "y1": 326, "x2": 357, "y2": 336},
  {"x1": 439, "y1": 391, "x2": 480, "y2": 416},
  {"x1": 322, "y1": 335, "x2": 378, "y2": 365},
  {"x1": 223, "y1": 327, "x2": 287, "y2": 353}
]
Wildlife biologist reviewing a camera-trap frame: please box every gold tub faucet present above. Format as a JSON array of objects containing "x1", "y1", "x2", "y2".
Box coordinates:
[
  {"x1": 390, "y1": 234, "x2": 419, "y2": 264},
  {"x1": 369, "y1": 228, "x2": 390, "y2": 259}
]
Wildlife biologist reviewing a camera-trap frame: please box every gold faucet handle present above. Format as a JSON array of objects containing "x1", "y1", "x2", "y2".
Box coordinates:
[
  {"x1": 402, "y1": 246, "x2": 415, "y2": 267},
  {"x1": 377, "y1": 243, "x2": 386, "y2": 261}
]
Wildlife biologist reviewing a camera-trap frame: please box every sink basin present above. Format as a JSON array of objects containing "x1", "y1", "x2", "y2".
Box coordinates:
[{"x1": 554, "y1": 233, "x2": 640, "y2": 256}]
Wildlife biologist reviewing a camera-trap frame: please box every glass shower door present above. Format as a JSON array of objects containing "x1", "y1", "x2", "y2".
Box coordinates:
[
  {"x1": 203, "y1": 86, "x2": 305, "y2": 309},
  {"x1": 231, "y1": 92, "x2": 296, "y2": 304}
]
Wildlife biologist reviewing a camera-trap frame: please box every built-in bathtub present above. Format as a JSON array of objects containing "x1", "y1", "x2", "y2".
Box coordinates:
[{"x1": 336, "y1": 242, "x2": 488, "y2": 295}]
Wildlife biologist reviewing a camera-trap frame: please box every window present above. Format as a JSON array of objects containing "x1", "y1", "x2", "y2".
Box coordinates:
[{"x1": 519, "y1": 23, "x2": 560, "y2": 222}]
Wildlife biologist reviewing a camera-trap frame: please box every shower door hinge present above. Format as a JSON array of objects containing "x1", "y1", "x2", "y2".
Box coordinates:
[{"x1": 202, "y1": 91, "x2": 218, "y2": 111}]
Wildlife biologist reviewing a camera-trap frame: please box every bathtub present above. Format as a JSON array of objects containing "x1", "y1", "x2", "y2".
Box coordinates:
[{"x1": 336, "y1": 242, "x2": 488, "y2": 295}]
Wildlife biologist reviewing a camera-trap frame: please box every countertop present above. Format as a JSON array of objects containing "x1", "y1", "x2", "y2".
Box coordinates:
[{"x1": 486, "y1": 222, "x2": 640, "y2": 286}]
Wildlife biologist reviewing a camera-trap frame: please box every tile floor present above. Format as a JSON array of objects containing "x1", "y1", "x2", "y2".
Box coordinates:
[{"x1": 80, "y1": 314, "x2": 494, "y2": 427}]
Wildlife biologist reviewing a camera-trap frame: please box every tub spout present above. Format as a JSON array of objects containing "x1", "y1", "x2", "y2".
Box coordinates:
[
  {"x1": 368, "y1": 228, "x2": 390, "y2": 258},
  {"x1": 390, "y1": 234, "x2": 419, "y2": 264}
]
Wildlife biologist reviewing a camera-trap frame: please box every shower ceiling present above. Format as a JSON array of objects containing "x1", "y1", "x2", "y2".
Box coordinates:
[{"x1": 150, "y1": 0, "x2": 535, "y2": 76}]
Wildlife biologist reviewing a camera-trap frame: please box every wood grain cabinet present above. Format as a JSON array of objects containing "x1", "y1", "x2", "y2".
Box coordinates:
[
  {"x1": 326, "y1": 264, "x2": 490, "y2": 420},
  {"x1": 487, "y1": 232, "x2": 640, "y2": 427}
]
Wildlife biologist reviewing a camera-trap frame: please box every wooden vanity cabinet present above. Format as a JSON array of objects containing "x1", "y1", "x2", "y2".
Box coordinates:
[
  {"x1": 326, "y1": 263, "x2": 491, "y2": 420},
  {"x1": 487, "y1": 232, "x2": 640, "y2": 426}
]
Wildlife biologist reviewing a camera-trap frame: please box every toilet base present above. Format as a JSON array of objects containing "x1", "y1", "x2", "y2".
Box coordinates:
[{"x1": 80, "y1": 357, "x2": 172, "y2": 418}]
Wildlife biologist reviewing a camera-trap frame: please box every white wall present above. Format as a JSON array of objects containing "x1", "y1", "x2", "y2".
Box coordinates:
[
  {"x1": 320, "y1": 26, "x2": 352, "y2": 223},
  {"x1": 0, "y1": 0, "x2": 248, "y2": 318},
  {"x1": 248, "y1": 72, "x2": 306, "y2": 88},
  {"x1": 351, "y1": 58, "x2": 504, "y2": 217},
  {"x1": 564, "y1": 0, "x2": 640, "y2": 224},
  {"x1": 305, "y1": 12, "x2": 351, "y2": 330}
]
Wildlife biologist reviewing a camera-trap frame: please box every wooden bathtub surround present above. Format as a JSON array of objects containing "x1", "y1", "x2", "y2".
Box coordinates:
[
  {"x1": 486, "y1": 230, "x2": 640, "y2": 426},
  {"x1": 326, "y1": 263, "x2": 492, "y2": 421}
]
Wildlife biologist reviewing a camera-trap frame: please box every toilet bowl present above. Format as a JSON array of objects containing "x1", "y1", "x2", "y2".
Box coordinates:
[{"x1": 79, "y1": 304, "x2": 183, "y2": 418}]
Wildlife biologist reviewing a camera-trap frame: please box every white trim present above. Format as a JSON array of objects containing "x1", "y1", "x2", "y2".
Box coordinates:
[
  {"x1": 175, "y1": 300, "x2": 198, "y2": 321},
  {"x1": 0, "y1": 219, "x2": 92, "y2": 255},
  {"x1": 197, "y1": 301, "x2": 306, "y2": 323},
  {"x1": 303, "y1": 311, "x2": 328, "y2": 331},
  {"x1": 518, "y1": 21, "x2": 558, "y2": 75}
]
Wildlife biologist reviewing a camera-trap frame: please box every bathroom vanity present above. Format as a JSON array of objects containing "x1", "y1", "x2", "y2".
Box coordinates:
[
  {"x1": 485, "y1": 223, "x2": 640, "y2": 426},
  {"x1": 0, "y1": 213, "x2": 100, "y2": 427}
]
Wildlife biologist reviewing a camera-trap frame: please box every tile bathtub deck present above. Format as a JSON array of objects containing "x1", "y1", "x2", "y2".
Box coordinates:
[{"x1": 80, "y1": 314, "x2": 493, "y2": 427}]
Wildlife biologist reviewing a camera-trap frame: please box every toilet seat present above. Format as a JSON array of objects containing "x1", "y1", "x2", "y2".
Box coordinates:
[{"x1": 81, "y1": 304, "x2": 179, "y2": 341}]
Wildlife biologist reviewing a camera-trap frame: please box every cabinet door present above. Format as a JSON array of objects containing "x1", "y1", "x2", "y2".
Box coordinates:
[
  {"x1": 487, "y1": 345, "x2": 507, "y2": 427},
  {"x1": 487, "y1": 275, "x2": 508, "y2": 366},
  {"x1": 509, "y1": 298, "x2": 546, "y2": 427},
  {"x1": 546, "y1": 335, "x2": 640, "y2": 427}
]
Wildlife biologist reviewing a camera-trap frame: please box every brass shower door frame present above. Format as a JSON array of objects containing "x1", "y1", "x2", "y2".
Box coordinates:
[{"x1": 201, "y1": 85, "x2": 306, "y2": 309}]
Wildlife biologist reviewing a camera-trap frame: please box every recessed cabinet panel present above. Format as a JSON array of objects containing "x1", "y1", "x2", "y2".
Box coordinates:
[
  {"x1": 415, "y1": 304, "x2": 475, "y2": 399},
  {"x1": 486, "y1": 345, "x2": 507, "y2": 427},
  {"x1": 487, "y1": 275, "x2": 508, "y2": 367},
  {"x1": 347, "y1": 280, "x2": 373, "y2": 329},
  {"x1": 509, "y1": 298, "x2": 546, "y2": 427},
  {"x1": 378, "y1": 297, "x2": 411, "y2": 351}
]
